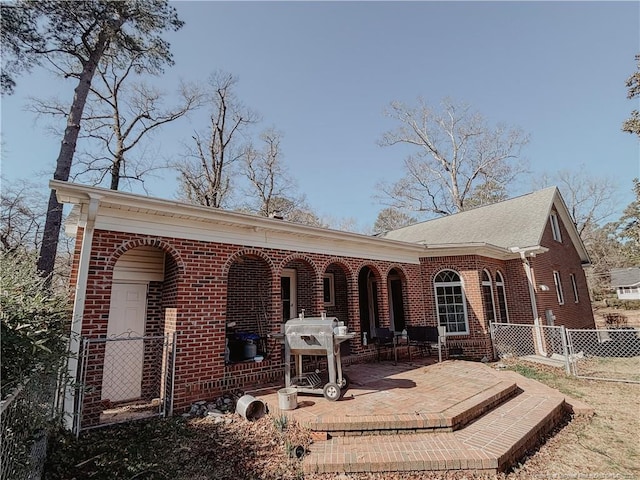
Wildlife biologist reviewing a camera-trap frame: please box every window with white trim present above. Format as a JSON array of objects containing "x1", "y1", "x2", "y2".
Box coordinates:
[
  {"x1": 481, "y1": 270, "x2": 496, "y2": 325},
  {"x1": 553, "y1": 271, "x2": 565, "y2": 305},
  {"x1": 495, "y1": 271, "x2": 509, "y2": 323},
  {"x1": 570, "y1": 273, "x2": 579, "y2": 303},
  {"x1": 550, "y1": 212, "x2": 562, "y2": 242},
  {"x1": 323, "y1": 273, "x2": 335, "y2": 306},
  {"x1": 434, "y1": 270, "x2": 468, "y2": 334}
]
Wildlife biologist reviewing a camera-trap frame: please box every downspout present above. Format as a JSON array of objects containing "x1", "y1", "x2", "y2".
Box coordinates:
[
  {"x1": 511, "y1": 247, "x2": 546, "y2": 356},
  {"x1": 63, "y1": 195, "x2": 101, "y2": 431}
]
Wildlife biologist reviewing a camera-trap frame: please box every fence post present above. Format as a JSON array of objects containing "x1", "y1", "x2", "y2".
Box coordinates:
[
  {"x1": 560, "y1": 326, "x2": 570, "y2": 375},
  {"x1": 489, "y1": 322, "x2": 497, "y2": 360}
]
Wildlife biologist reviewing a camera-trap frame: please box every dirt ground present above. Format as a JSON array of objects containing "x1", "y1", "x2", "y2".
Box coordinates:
[
  {"x1": 45, "y1": 307, "x2": 640, "y2": 480},
  {"x1": 45, "y1": 357, "x2": 640, "y2": 480},
  {"x1": 593, "y1": 305, "x2": 640, "y2": 328}
]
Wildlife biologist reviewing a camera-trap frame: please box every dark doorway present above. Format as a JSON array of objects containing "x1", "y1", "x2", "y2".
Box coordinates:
[
  {"x1": 358, "y1": 267, "x2": 380, "y2": 339},
  {"x1": 388, "y1": 271, "x2": 406, "y2": 332}
]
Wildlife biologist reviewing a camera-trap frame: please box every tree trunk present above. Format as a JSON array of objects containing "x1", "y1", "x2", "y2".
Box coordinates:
[{"x1": 37, "y1": 26, "x2": 117, "y2": 279}]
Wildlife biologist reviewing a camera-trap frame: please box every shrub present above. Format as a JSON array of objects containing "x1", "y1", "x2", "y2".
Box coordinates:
[{"x1": 1, "y1": 249, "x2": 70, "y2": 397}]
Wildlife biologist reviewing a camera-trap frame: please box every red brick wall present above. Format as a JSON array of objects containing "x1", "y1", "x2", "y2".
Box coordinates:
[
  {"x1": 530, "y1": 209, "x2": 595, "y2": 329},
  {"x1": 72, "y1": 217, "x2": 593, "y2": 423},
  {"x1": 72, "y1": 230, "x2": 428, "y2": 420}
]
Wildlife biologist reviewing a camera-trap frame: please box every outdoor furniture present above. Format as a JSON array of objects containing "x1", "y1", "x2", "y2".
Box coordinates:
[
  {"x1": 406, "y1": 325, "x2": 447, "y2": 362},
  {"x1": 373, "y1": 327, "x2": 397, "y2": 364}
]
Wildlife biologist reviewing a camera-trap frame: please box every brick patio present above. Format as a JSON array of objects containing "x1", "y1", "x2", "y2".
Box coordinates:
[{"x1": 249, "y1": 359, "x2": 593, "y2": 474}]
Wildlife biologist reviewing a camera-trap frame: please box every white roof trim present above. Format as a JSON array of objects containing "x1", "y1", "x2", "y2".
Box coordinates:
[{"x1": 53, "y1": 181, "x2": 544, "y2": 264}]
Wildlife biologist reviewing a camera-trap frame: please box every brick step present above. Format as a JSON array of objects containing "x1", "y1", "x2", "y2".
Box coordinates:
[
  {"x1": 306, "y1": 380, "x2": 519, "y2": 436},
  {"x1": 302, "y1": 388, "x2": 567, "y2": 474}
]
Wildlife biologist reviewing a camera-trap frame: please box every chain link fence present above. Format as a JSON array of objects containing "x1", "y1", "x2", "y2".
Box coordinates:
[
  {"x1": 1, "y1": 371, "x2": 63, "y2": 480},
  {"x1": 567, "y1": 327, "x2": 640, "y2": 383},
  {"x1": 490, "y1": 322, "x2": 570, "y2": 372},
  {"x1": 76, "y1": 333, "x2": 176, "y2": 434},
  {"x1": 490, "y1": 322, "x2": 640, "y2": 383}
]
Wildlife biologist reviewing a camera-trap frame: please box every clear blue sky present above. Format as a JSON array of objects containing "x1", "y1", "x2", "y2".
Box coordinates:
[{"x1": 1, "y1": 1, "x2": 638, "y2": 230}]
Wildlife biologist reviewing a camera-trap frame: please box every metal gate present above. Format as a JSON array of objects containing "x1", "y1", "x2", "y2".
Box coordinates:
[{"x1": 75, "y1": 332, "x2": 176, "y2": 435}]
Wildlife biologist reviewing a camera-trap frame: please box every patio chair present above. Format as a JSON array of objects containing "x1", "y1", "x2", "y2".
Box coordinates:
[
  {"x1": 406, "y1": 325, "x2": 446, "y2": 362},
  {"x1": 373, "y1": 327, "x2": 397, "y2": 364}
]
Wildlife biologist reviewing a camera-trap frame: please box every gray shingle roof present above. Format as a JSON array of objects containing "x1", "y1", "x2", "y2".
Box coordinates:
[
  {"x1": 381, "y1": 187, "x2": 565, "y2": 251},
  {"x1": 610, "y1": 267, "x2": 640, "y2": 288}
]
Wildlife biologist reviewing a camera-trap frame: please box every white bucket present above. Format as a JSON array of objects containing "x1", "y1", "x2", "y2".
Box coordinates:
[
  {"x1": 278, "y1": 387, "x2": 298, "y2": 410},
  {"x1": 235, "y1": 394, "x2": 266, "y2": 421}
]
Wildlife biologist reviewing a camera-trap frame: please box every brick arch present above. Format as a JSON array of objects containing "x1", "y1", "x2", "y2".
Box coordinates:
[
  {"x1": 108, "y1": 237, "x2": 185, "y2": 274},
  {"x1": 278, "y1": 253, "x2": 321, "y2": 278},
  {"x1": 222, "y1": 248, "x2": 276, "y2": 278},
  {"x1": 355, "y1": 262, "x2": 384, "y2": 283},
  {"x1": 385, "y1": 263, "x2": 409, "y2": 280},
  {"x1": 321, "y1": 257, "x2": 354, "y2": 277}
]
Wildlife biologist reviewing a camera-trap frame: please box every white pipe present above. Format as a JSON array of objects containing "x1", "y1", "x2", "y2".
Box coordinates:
[
  {"x1": 512, "y1": 247, "x2": 545, "y2": 356},
  {"x1": 63, "y1": 196, "x2": 100, "y2": 431}
]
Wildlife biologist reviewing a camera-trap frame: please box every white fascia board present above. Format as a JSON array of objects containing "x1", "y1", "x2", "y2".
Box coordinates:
[
  {"x1": 93, "y1": 207, "x2": 423, "y2": 264},
  {"x1": 420, "y1": 243, "x2": 548, "y2": 260},
  {"x1": 53, "y1": 181, "x2": 425, "y2": 265}
]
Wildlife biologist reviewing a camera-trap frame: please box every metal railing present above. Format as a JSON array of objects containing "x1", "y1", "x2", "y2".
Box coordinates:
[{"x1": 0, "y1": 371, "x2": 62, "y2": 480}]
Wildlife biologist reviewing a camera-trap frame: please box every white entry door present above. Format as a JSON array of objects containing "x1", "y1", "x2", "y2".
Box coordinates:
[
  {"x1": 102, "y1": 283, "x2": 147, "y2": 402},
  {"x1": 281, "y1": 269, "x2": 297, "y2": 321}
]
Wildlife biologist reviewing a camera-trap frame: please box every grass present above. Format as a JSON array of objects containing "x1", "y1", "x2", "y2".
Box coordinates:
[{"x1": 44, "y1": 360, "x2": 640, "y2": 480}]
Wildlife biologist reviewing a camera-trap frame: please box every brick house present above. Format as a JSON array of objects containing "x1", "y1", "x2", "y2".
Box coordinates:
[{"x1": 53, "y1": 181, "x2": 594, "y2": 428}]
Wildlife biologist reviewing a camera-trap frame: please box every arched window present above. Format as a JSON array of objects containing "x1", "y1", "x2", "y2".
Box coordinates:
[
  {"x1": 481, "y1": 270, "x2": 496, "y2": 326},
  {"x1": 496, "y1": 271, "x2": 509, "y2": 323},
  {"x1": 434, "y1": 270, "x2": 468, "y2": 335}
]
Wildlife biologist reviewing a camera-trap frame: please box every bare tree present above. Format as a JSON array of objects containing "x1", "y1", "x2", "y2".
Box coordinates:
[
  {"x1": 177, "y1": 72, "x2": 258, "y2": 208},
  {"x1": 535, "y1": 167, "x2": 619, "y2": 239},
  {"x1": 623, "y1": 54, "x2": 640, "y2": 137},
  {"x1": 242, "y1": 129, "x2": 292, "y2": 216},
  {"x1": 30, "y1": 55, "x2": 202, "y2": 191},
  {"x1": 1, "y1": 178, "x2": 46, "y2": 252},
  {"x1": 373, "y1": 208, "x2": 417, "y2": 234},
  {"x1": 377, "y1": 97, "x2": 529, "y2": 217},
  {"x1": 1, "y1": 0, "x2": 184, "y2": 279}
]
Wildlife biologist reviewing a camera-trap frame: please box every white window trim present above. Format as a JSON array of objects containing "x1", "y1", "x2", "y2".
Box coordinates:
[
  {"x1": 553, "y1": 271, "x2": 565, "y2": 305},
  {"x1": 550, "y1": 212, "x2": 562, "y2": 242},
  {"x1": 495, "y1": 271, "x2": 510, "y2": 323},
  {"x1": 481, "y1": 269, "x2": 497, "y2": 324},
  {"x1": 434, "y1": 269, "x2": 469, "y2": 336},
  {"x1": 323, "y1": 273, "x2": 335, "y2": 307},
  {"x1": 570, "y1": 273, "x2": 579, "y2": 303}
]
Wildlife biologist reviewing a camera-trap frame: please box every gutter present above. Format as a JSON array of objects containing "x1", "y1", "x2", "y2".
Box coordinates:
[{"x1": 509, "y1": 246, "x2": 546, "y2": 356}]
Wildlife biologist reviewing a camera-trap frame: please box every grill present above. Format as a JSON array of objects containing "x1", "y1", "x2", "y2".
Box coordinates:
[{"x1": 284, "y1": 316, "x2": 354, "y2": 401}]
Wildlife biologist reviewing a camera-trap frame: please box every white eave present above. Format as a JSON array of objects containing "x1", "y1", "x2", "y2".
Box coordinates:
[
  {"x1": 54, "y1": 181, "x2": 549, "y2": 265},
  {"x1": 419, "y1": 242, "x2": 547, "y2": 260}
]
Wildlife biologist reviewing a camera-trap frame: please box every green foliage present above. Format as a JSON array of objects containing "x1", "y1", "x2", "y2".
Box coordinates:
[
  {"x1": 1, "y1": 0, "x2": 184, "y2": 94},
  {"x1": 1, "y1": 249, "x2": 70, "y2": 396},
  {"x1": 616, "y1": 178, "x2": 640, "y2": 264},
  {"x1": 272, "y1": 413, "x2": 289, "y2": 432},
  {"x1": 623, "y1": 54, "x2": 640, "y2": 137}
]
